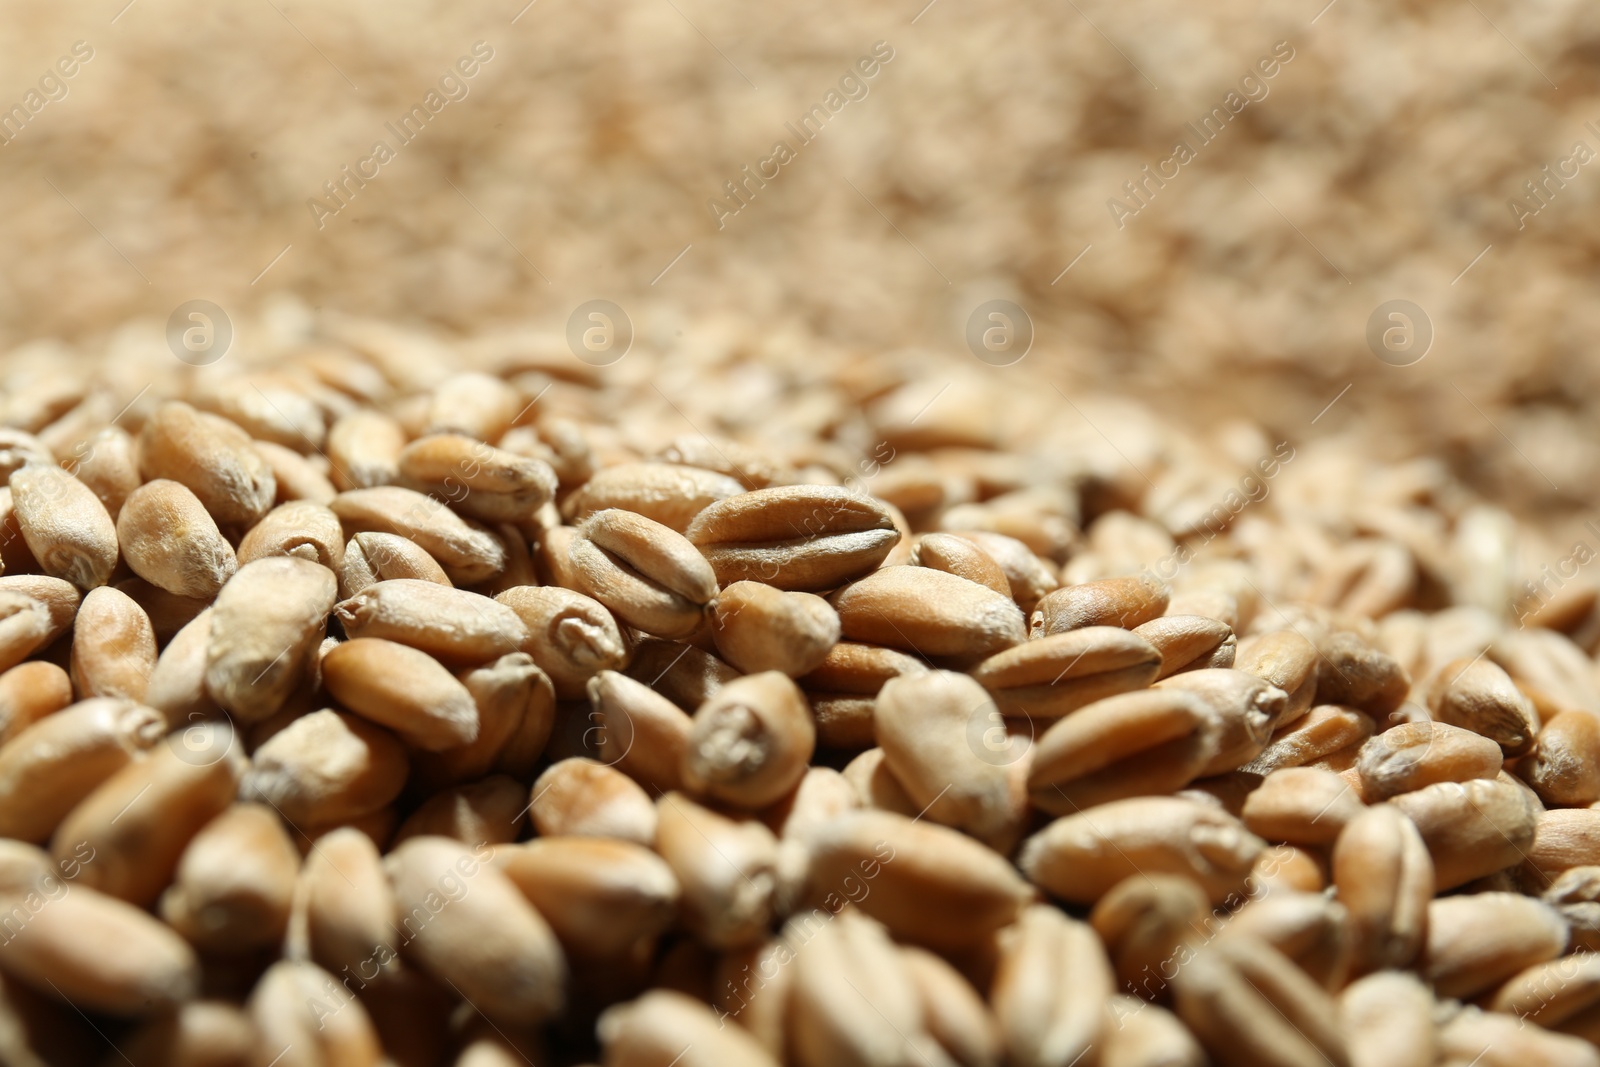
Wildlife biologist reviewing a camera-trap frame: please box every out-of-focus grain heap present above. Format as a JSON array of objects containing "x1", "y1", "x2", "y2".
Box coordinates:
[{"x1": 2, "y1": 0, "x2": 1599, "y2": 518}]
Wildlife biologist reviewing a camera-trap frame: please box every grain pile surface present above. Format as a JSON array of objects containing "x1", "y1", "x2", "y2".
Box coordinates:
[
  {"x1": 0, "y1": 310, "x2": 1587, "y2": 1065},
  {"x1": 2, "y1": 1, "x2": 1600, "y2": 1064},
  {"x1": 2, "y1": 0, "x2": 1599, "y2": 512}
]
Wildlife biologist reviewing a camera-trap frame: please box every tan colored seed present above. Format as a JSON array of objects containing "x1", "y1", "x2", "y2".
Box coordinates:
[
  {"x1": 0, "y1": 488, "x2": 28, "y2": 576},
  {"x1": 397, "y1": 433, "x2": 557, "y2": 524},
  {"x1": 143, "y1": 609, "x2": 216, "y2": 727},
  {"x1": 802, "y1": 809, "x2": 1031, "y2": 950},
  {"x1": 654, "y1": 792, "x2": 779, "y2": 950},
  {"x1": 0, "y1": 575, "x2": 78, "y2": 636},
  {"x1": 117, "y1": 999, "x2": 259, "y2": 1067},
  {"x1": 1241, "y1": 767, "x2": 1363, "y2": 846},
  {"x1": 755, "y1": 770, "x2": 850, "y2": 846},
  {"x1": 623, "y1": 638, "x2": 738, "y2": 711},
  {"x1": 572, "y1": 508, "x2": 719, "y2": 639},
  {"x1": 469, "y1": 520, "x2": 538, "y2": 598},
  {"x1": 597, "y1": 989, "x2": 780, "y2": 1067},
  {"x1": 1031, "y1": 573, "x2": 1169, "y2": 636},
  {"x1": 971, "y1": 626, "x2": 1159, "y2": 717},
  {"x1": 1314, "y1": 632, "x2": 1410, "y2": 718},
  {"x1": 491, "y1": 658, "x2": 559, "y2": 780},
  {"x1": 1217, "y1": 890, "x2": 1348, "y2": 989},
  {"x1": 530, "y1": 757, "x2": 659, "y2": 846},
  {"x1": 1421, "y1": 892, "x2": 1567, "y2": 999},
  {"x1": 682, "y1": 671, "x2": 815, "y2": 810},
  {"x1": 1518, "y1": 710, "x2": 1600, "y2": 806},
  {"x1": 842, "y1": 746, "x2": 919, "y2": 817},
  {"x1": 901, "y1": 944, "x2": 1003, "y2": 1067},
  {"x1": 321, "y1": 637, "x2": 480, "y2": 751},
  {"x1": 0, "y1": 879, "x2": 199, "y2": 1016},
  {"x1": 709, "y1": 581, "x2": 839, "y2": 677},
  {"x1": 393, "y1": 775, "x2": 528, "y2": 848},
  {"x1": 1523, "y1": 808, "x2": 1600, "y2": 888},
  {"x1": 1333, "y1": 804, "x2": 1433, "y2": 975},
  {"x1": 1251, "y1": 844, "x2": 1330, "y2": 897},
  {"x1": 69, "y1": 585, "x2": 157, "y2": 702},
  {"x1": 799, "y1": 640, "x2": 928, "y2": 750},
  {"x1": 563, "y1": 462, "x2": 745, "y2": 532},
  {"x1": 876, "y1": 669, "x2": 1027, "y2": 848},
  {"x1": 158, "y1": 802, "x2": 300, "y2": 953},
  {"x1": 204, "y1": 557, "x2": 335, "y2": 723},
  {"x1": 536, "y1": 522, "x2": 584, "y2": 589},
  {"x1": 248, "y1": 959, "x2": 383, "y2": 1067},
  {"x1": 1437, "y1": 1005, "x2": 1600, "y2": 1067},
  {"x1": 0, "y1": 430, "x2": 52, "y2": 481},
  {"x1": 1427, "y1": 657, "x2": 1539, "y2": 757},
  {"x1": 0, "y1": 593, "x2": 58, "y2": 675},
  {"x1": 1019, "y1": 796, "x2": 1265, "y2": 905},
  {"x1": 1243, "y1": 704, "x2": 1376, "y2": 776},
  {"x1": 52, "y1": 725, "x2": 243, "y2": 906},
  {"x1": 1339, "y1": 971, "x2": 1436, "y2": 1067},
  {"x1": 68, "y1": 425, "x2": 140, "y2": 518},
  {"x1": 1155, "y1": 668, "x2": 1286, "y2": 774},
  {"x1": 1488, "y1": 628, "x2": 1599, "y2": 722},
  {"x1": 1236, "y1": 629, "x2": 1320, "y2": 727},
  {"x1": 0, "y1": 661, "x2": 72, "y2": 745},
  {"x1": 1027, "y1": 689, "x2": 1217, "y2": 814},
  {"x1": 327, "y1": 408, "x2": 405, "y2": 491},
  {"x1": 1388, "y1": 775, "x2": 1540, "y2": 890},
  {"x1": 951, "y1": 531, "x2": 1059, "y2": 613},
  {"x1": 138, "y1": 401, "x2": 276, "y2": 529},
  {"x1": 496, "y1": 837, "x2": 679, "y2": 961},
  {"x1": 236, "y1": 500, "x2": 346, "y2": 571},
  {"x1": 1543, "y1": 865, "x2": 1600, "y2": 952},
  {"x1": 116, "y1": 479, "x2": 239, "y2": 599},
  {"x1": 412, "y1": 653, "x2": 552, "y2": 790},
  {"x1": 0, "y1": 697, "x2": 165, "y2": 842},
  {"x1": 1102, "y1": 998, "x2": 1207, "y2": 1067},
  {"x1": 1172, "y1": 936, "x2": 1349, "y2": 1067},
  {"x1": 835, "y1": 566, "x2": 1026, "y2": 662},
  {"x1": 685, "y1": 484, "x2": 900, "y2": 592},
  {"x1": 587, "y1": 670, "x2": 694, "y2": 794},
  {"x1": 991, "y1": 904, "x2": 1113, "y2": 1067},
  {"x1": 713, "y1": 937, "x2": 794, "y2": 1057},
  {"x1": 1486, "y1": 951, "x2": 1600, "y2": 1035},
  {"x1": 254, "y1": 438, "x2": 339, "y2": 505},
  {"x1": 656, "y1": 433, "x2": 788, "y2": 488},
  {"x1": 241, "y1": 708, "x2": 408, "y2": 825},
  {"x1": 335, "y1": 579, "x2": 530, "y2": 666},
  {"x1": 424, "y1": 371, "x2": 520, "y2": 440},
  {"x1": 1134, "y1": 614, "x2": 1237, "y2": 678},
  {"x1": 301, "y1": 826, "x2": 399, "y2": 980},
  {"x1": 911, "y1": 531, "x2": 1011, "y2": 597},
  {"x1": 386, "y1": 836, "x2": 566, "y2": 1025},
  {"x1": 787, "y1": 906, "x2": 943, "y2": 1067},
  {"x1": 112, "y1": 576, "x2": 209, "y2": 644},
  {"x1": 8, "y1": 464, "x2": 118, "y2": 589},
  {"x1": 496, "y1": 585, "x2": 630, "y2": 699},
  {"x1": 338, "y1": 531, "x2": 452, "y2": 599},
  {"x1": 192, "y1": 374, "x2": 328, "y2": 451},
  {"x1": 331, "y1": 486, "x2": 506, "y2": 584},
  {"x1": 1355, "y1": 720, "x2": 1503, "y2": 800},
  {"x1": 1089, "y1": 873, "x2": 1209, "y2": 997}
]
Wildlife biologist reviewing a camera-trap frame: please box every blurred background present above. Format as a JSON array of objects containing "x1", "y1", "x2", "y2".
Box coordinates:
[{"x1": 2, "y1": 0, "x2": 1598, "y2": 518}]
